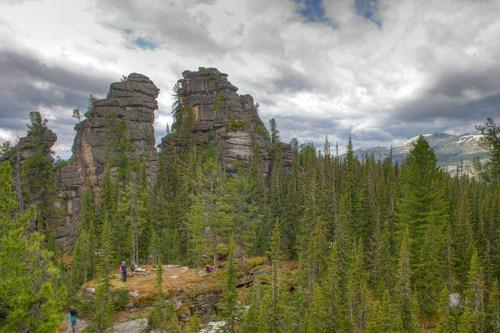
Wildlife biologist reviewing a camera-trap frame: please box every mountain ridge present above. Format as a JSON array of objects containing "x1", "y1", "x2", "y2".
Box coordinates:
[{"x1": 352, "y1": 132, "x2": 488, "y2": 175}]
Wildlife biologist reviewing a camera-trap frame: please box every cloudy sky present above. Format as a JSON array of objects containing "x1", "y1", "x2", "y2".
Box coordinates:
[{"x1": 1, "y1": 0, "x2": 499, "y2": 158}]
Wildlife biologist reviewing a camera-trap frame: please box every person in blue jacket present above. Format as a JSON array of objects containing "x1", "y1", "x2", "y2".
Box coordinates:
[
  {"x1": 69, "y1": 306, "x2": 78, "y2": 332},
  {"x1": 120, "y1": 261, "x2": 127, "y2": 282}
]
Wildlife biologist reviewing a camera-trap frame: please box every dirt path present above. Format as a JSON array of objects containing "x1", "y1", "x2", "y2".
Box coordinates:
[{"x1": 59, "y1": 314, "x2": 88, "y2": 333}]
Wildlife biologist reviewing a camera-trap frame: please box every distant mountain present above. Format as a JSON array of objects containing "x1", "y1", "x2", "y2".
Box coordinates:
[{"x1": 352, "y1": 133, "x2": 489, "y2": 175}]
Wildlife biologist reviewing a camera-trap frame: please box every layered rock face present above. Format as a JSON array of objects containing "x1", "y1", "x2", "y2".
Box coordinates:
[
  {"x1": 55, "y1": 73, "x2": 160, "y2": 249},
  {"x1": 161, "y1": 67, "x2": 273, "y2": 173},
  {"x1": 72, "y1": 73, "x2": 160, "y2": 185},
  {"x1": 51, "y1": 69, "x2": 287, "y2": 249}
]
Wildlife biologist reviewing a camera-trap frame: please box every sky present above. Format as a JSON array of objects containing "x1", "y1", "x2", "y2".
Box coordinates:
[{"x1": 0, "y1": 0, "x2": 499, "y2": 158}]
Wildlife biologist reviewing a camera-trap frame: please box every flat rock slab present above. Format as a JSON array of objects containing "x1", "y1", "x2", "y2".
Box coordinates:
[{"x1": 112, "y1": 317, "x2": 148, "y2": 333}]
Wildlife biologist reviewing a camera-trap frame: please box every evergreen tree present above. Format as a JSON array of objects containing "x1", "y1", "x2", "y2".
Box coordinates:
[
  {"x1": 397, "y1": 136, "x2": 447, "y2": 316},
  {"x1": 486, "y1": 280, "x2": 499, "y2": 333},
  {"x1": 221, "y1": 239, "x2": 238, "y2": 332},
  {"x1": 323, "y1": 240, "x2": 347, "y2": 331},
  {"x1": 394, "y1": 226, "x2": 420, "y2": 332},
  {"x1": 476, "y1": 117, "x2": 499, "y2": 183},
  {"x1": 0, "y1": 162, "x2": 66, "y2": 333},
  {"x1": 303, "y1": 282, "x2": 329, "y2": 333},
  {"x1": 268, "y1": 219, "x2": 285, "y2": 333},
  {"x1": 345, "y1": 240, "x2": 370, "y2": 332},
  {"x1": 71, "y1": 185, "x2": 96, "y2": 290},
  {"x1": 436, "y1": 286, "x2": 456, "y2": 333},
  {"x1": 88, "y1": 217, "x2": 114, "y2": 333},
  {"x1": 459, "y1": 250, "x2": 485, "y2": 332},
  {"x1": 366, "y1": 288, "x2": 401, "y2": 333}
]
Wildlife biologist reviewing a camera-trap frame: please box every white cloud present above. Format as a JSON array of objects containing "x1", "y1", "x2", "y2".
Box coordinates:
[{"x1": 0, "y1": 0, "x2": 499, "y2": 158}]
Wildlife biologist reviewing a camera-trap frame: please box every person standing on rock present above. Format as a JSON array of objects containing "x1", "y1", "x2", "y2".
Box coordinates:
[
  {"x1": 120, "y1": 261, "x2": 127, "y2": 282},
  {"x1": 69, "y1": 306, "x2": 78, "y2": 332}
]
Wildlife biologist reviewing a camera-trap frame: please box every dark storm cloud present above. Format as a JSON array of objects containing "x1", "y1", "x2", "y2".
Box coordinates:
[
  {"x1": 0, "y1": 48, "x2": 114, "y2": 132},
  {"x1": 269, "y1": 65, "x2": 317, "y2": 94},
  {"x1": 393, "y1": 66, "x2": 500, "y2": 123}
]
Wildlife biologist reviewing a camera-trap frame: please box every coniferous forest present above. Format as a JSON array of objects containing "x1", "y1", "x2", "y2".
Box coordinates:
[{"x1": 0, "y1": 100, "x2": 499, "y2": 332}]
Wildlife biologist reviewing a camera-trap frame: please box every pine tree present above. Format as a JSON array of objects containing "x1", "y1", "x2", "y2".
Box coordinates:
[
  {"x1": 148, "y1": 233, "x2": 171, "y2": 332},
  {"x1": 476, "y1": 117, "x2": 499, "y2": 183},
  {"x1": 345, "y1": 240, "x2": 370, "y2": 332},
  {"x1": 72, "y1": 185, "x2": 96, "y2": 290},
  {"x1": 0, "y1": 162, "x2": 66, "y2": 333},
  {"x1": 486, "y1": 280, "x2": 499, "y2": 333},
  {"x1": 221, "y1": 238, "x2": 238, "y2": 331},
  {"x1": 459, "y1": 250, "x2": 485, "y2": 332},
  {"x1": 303, "y1": 282, "x2": 329, "y2": 333},
  {"x1": 298, "y1": 219, "x2": 328, "y2": 301},
  {"x1": 436, "y1": 286, "x2": 456, "y2": 333},
  {"x1": 323, "y1": 240, "x2": 347, "y2": 331},
  {"x1": 394, "y1": 225, "x2": 420, "y2": 332},
  {"x1": 366, "y1": 288, "x2": 401, "y2": 333},
  {"x1": 397, "y1": 136, "x2": 448, "y2": 316},
  {"x1": 268, "y1": 219, "x2": 285, "y2": 333},
  {"x1": 89, "y1": 217, "x2": 114, "y2": 333}
]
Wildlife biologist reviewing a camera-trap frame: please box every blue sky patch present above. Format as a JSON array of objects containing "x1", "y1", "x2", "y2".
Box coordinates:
[
  {"x1": 133, "y1": 37, "x2": 159, "y2": 50},
  {"x1": 354, "y1": 0, "x2": 382, "y2": 27},
  {"x1": 295, "y1": 0, "x2": 336, "y2": 27}
]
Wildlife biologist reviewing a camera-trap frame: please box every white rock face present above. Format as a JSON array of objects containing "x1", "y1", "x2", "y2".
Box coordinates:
[{"x1": 112, "y1": 317, "x2": 148, "y2": 333}]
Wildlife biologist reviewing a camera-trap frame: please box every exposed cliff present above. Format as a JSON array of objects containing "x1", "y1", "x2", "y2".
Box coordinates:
[
  {"x1": 44, "y1": 69, "x2": 285, "y2": 249},
  {"x1": 160, "y1": 67, "x2": 277, "y2": 173},
  {"x1": 55, "y1": 73, "x2": 160, "y2": 249}
]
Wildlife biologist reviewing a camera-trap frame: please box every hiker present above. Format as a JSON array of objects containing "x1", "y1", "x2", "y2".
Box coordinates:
[
  {"x1": 69, "y1": 306, "x2": 78, "y2": 332},
  {"x1": 120, "y1": 261, "x2": 127, "y2": 282},
  {"x1": 205, "y1": 263, "x2": 213, "y2": 273}
]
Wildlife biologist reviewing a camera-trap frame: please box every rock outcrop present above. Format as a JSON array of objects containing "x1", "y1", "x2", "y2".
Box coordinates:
[
  {"x1": 16, "y1": 113, "x2": 57, "y2": 164},
  {"x1": 55, "y1": 73, "x2": 160, "y2": 249},
  {"x1": 51, "y1": 69, "x2": 288, "y2": 249},
  {"x1": 160, "y1": 67, "x2": 275, "y2": 173}
]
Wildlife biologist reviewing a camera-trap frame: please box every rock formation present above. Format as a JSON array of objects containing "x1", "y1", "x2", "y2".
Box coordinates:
[
  {"x1": 31, "y1": 68, "x2": 287, "y2": 249},
  {"x1": 16, "y1": 113, "x2": 58, "y2": 164},
  {"x1": 55, "y1": 73, "x2": 160, "y2": 249},
  {"x1": 160, "y1": 67, "x2": 276, "y2": 173}
]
